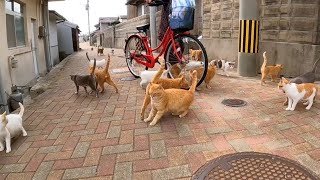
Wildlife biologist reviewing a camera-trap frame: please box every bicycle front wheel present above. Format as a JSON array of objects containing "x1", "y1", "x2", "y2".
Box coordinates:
[
  {"x1": 164, "y1": 34, "x2": 208, "y2": 87},
  {"x1": 124, "y1": 35, "x2": 148, "y2": 78}
]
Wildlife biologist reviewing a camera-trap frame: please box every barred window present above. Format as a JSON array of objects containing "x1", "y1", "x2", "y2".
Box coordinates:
[{"x1": 6, "y1": 0, "x2": 26, "y2": 48}]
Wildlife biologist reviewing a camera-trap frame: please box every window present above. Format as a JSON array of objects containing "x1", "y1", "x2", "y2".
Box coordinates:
[
  {"x1": 137, "y1": 4, "x2": 145, "y2": 16},
  {"x1": 6, "y1": 0, "x2": 25, "y2": 48}
]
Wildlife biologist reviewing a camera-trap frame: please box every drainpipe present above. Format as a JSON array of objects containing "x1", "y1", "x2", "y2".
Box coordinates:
[
  {"x1": 0, "y1": 70, "x2": 9, "y2": 113},
  {"x1": 149, "y1": 6, "x2": 157, "y2": 48},
  {"x1": 238, "y1": 0, "x2": 259, "y2": 77},
  {"x1": 42, "y1": 0, "x2": 52, "y2": 72}
]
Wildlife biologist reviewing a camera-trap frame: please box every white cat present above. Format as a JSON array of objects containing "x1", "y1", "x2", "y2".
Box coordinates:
[
  {"x1": 0, "y1": 103, "x2": 27, "y2": 153},
  {"x1": 140, "y1": 69, "x2": 170, "y2": 89},
  {"x1": 215, "y1": 59, "x2": 235, "y2": 76},
  {"x1": 86, "y1": 52, "x2": 106, "y2": 69}
]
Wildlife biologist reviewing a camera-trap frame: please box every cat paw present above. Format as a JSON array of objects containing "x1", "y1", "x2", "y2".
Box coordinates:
[
  {"x1": 22, "y1": 132, "x2": 27, "y2": 136},
  {"x1": 144, "y1": 118, "x2": 151, "y2": 122},
  {"x1": 0, "y1": 146, "x2": 4, "y2": 151},
  {"x1": 289, "y1": 108, "x2": 295, "y2": 111},
  {"x1": 149, "y1": 121, "x2": 157, "y2": 126},
  {"x1": 75, "y1": 92, "x2": 78, "y2": 94},
  {"x1": 6, "y1": 148, "x2": 11, "y2": 153},
  {"x1": 303, "y1": 102, "x2": 309, "y2": 106},
  {"x1": 285, "y1": 108, "x2": 291, "y2": 111},
  {"x1": 306, "y1": 106, "x2": 311, "y2": 110}
]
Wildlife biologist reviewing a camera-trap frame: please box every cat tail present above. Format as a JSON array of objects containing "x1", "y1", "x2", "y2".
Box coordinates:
[
  {"x1": 262, "y1": 51, "x2": 267, "y2": 69},
  {"x1": 312, "y1": 57, "x2": 320, "y2": 73},
  {"x1": 18, "y1": 102, "x2": 24, "y2": 117},
  {"x1": 86, "y1": 52, "x2": 90, "y2": 62},
  {"x1": 104, "y1": 54, "x2": 111, "y2": 73},
  {"x1": 151, "y1": 66, "x2": 165, "y2": 83},
  {"x1": 91, "y1": 58, "x2": 97, "y2": 75},
  {"x1": 1, "y1": 111, "x2": 8, "y2": 125},
  {"x1": 189, "y1": 70, "x2": 198, "y2": 93}
]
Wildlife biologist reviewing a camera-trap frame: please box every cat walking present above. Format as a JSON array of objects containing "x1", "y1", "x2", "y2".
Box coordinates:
[{"x1": 261, "y1": 51, "x2": 283, "y2": 85}]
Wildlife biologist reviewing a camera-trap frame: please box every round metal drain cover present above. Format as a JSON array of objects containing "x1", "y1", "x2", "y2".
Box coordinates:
[
  {"x1": 192, "y1": 152, "x2": 319, "y2": 180},
  {"x1": 222, "y1": 98, "x2": 247, "y2": 107},
  {"x1": 120, "y1": 76, "x2": 137, "y2": 81}
]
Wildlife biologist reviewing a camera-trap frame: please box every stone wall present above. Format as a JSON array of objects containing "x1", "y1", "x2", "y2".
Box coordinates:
[{"x1": 201, "y1": 0, "x2": 320, "y2": 77}]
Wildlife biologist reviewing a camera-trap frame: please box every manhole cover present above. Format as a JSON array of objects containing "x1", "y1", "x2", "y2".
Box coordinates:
[
  {"x1": 222, "y1": 98, "x2": 247, "y2": 107},
  {"x1": 192, "y1": 152, "x2": 320, "y2": 180},
  {"x1": 112, "y1": 67, "x2": 129, "y2": 74},
  {"x1": 121, "y1": 76, "x2": 137, "y2": 81}
]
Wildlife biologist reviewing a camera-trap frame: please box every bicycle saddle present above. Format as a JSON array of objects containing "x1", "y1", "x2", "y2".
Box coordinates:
[
  {"x1": 148, "y1": 0, "x2": 165, "y2": 6},
  {"x1": 136, "y1": 24, "x2": 150, "y2": 32}
]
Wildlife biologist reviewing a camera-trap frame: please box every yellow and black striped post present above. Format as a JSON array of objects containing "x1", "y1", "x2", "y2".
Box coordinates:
[{"x1": 238, "y1": 0, "x2": 259, "y2": 77}]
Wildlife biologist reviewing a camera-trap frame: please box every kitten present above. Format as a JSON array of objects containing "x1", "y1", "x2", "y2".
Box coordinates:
[
  {"x1": 86, "y1": 52, "x2": 106, "y2": 69},
  {"x1": 70, "y1": 58, "x2": 99, "y2": 97},
  {"x1": 170, "y1": 61, "x2": 204, "y2": 78},
  {"x1": 282, "y1": 57, "x2": 320, "y2": 105},
  {"x1": 214, "y1": 59, "x2": 235, "y2": 77},
  {"x1": 97, "y1": 45, "x2": 104, "y2": 56},
  {"x1": 278, "y1": 77, "x2": 318, "y2": 111},
  {"x1": 0, "y1": 103, "x2": 26, "y2": 153},
  {"x1": 140, "y1": 69, "x2": 169, "y2": 89},
  {"x1": 89, "y1": 54, "x2": 118, "y2": 93},
  {"x1": 196, "y1": 60, "x2": 217, "y2": 89},
  {"x1": 144, "y1": 70, "x2": 197, "y2": 126},
  {"x1": 189, "y1": 49, "x2": 202, "y2": 61},
  {"x1": 140, "y1": 65, "x2": 190, "y2": 120},
  {"x1": 261, "y1": 51, "x2": 283, "y2": 85}
]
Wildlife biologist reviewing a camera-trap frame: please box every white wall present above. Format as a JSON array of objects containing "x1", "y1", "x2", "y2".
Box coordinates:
[{"x1": 57, "y1": 22, "x2": 74, "y2": 55}]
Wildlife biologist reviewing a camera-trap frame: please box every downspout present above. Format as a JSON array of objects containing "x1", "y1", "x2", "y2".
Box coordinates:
[
  {"x1": 0, "y1": 68, "x2": 9, "y2": 113},
  {"x1": 42, "y1": 0, "x2": 52, "y2": 72}
]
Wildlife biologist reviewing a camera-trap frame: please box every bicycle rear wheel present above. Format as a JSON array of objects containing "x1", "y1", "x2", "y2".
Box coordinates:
[
  {"x1": 124, "y1": 35, "x2": 148, "y2": 78},
  {"x1": 164, "y1": 34, "x2": 208, "y2": 87}
]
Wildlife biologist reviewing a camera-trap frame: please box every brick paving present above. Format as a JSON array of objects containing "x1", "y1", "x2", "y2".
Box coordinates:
[{"x1": 0, "y1": 44, "x2": 320, "y2": 179}]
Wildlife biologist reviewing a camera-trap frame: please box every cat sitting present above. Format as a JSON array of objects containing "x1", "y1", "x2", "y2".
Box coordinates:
[
  {"x1": 86, "y1": 52, "x2": 106, "y2": 69},
  {"x1": 189, "y1": 49, "x2": 202, "y2": 61},
  {"x1": 140, "y1": 65, "x2": 190, "y2": 120},
  {"x1": 70, "y1": 58, "x2": 99, "y2": 97},
  {"x1": 88, "y1": 54, "x2": 119, "y2": 93},
  {"x1": 278, "y1": 77, "x2": 318, "y2": 111},
  {"x1": 140, "y1": 69, "x2": 169, "y2": 89},
  {"x1": 261, "y1": 51, "x2": 283, "y2": 85},
  {"x1": 97, "y1": 45, "x2": 104, "y2": 56},
  {"x1": 0, "y1": 103, "x2": 26, "y2": 153},
  {"x1": 282, "y1": 57, "x2": 320, "y2": 105},
  {"x1": 214, "y1": 59, "x2": 235, "y2": 77},
  {"x1": 144, "y1": 70, "x2": 197, "y2": 126},
  {"x1": 196, "y1": 60, "x2": 217, "y2": 89}
]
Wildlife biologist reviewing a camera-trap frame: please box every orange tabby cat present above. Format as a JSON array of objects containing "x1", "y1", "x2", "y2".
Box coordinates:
[
  {"x1": 189, "y1": 49, "x2": 202, "y2": 61},
  {"x1": 144, "y1": 70, "x2": 197, "y2": 126},
  {"x1": 278, "y1": 77, "x2": 318, "y2": 111},
  {"x1": 140, "y1": 65, "x2": 190, "y2": 120},
  {"x1": 89, "y1": 54, "x2": 119, "y2": 93},
  {"x1": 261, "y1": 51, "x2": 283, "y2": 85},
  {"x1": 196, "y1": 60, "x2": 216, "y2": 89}
]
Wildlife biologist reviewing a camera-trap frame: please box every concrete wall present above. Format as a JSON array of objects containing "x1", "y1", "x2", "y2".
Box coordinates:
[
  {"x1": 57, "y1": 22, "x2": 74, "y2": 55},
  {"x1": 202, "y1": 0, "x2": 320, "y2": 77},
  {"x1": 49, "y1": 18, "x2": 59, "y2": 66},
  {"x1": 0, "y1": 0, "x2": 47, "y2": 93}
]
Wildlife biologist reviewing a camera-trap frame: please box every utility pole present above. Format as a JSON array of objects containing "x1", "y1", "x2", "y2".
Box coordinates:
[
  {"x1": 149, "y1": 6, "x2": 157, "y2": 48},
  {"x1": 86, "y1": 0, "x2": 91, "y2": 45}
]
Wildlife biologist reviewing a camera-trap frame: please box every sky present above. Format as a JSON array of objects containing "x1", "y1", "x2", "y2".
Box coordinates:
[{"x1": 49, "y1": 0, "x2": 127, "y2": 35}]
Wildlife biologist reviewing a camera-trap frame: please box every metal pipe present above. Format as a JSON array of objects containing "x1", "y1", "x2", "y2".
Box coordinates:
[
  {"x1": 86, "y1": 0, "x2": 91, "y2": 45},
  {"x1": 149, "y1": 6, "x2": 157, "y2": 48},
  {"x1": 42, "y1": 0, "x2": 52, "y2": 71},
  {"x1": 238, "y1": 0, "x2": 259, "y2": 77}
]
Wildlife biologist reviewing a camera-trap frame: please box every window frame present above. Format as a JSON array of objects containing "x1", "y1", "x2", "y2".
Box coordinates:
[{"x1": 5, "y1": 0, "x2": 27, "y2": 49}]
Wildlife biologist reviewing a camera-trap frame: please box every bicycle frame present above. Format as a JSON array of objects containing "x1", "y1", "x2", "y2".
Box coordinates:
[{"x1": 129, "y1": 27, "x2": 189, "y2": 69}]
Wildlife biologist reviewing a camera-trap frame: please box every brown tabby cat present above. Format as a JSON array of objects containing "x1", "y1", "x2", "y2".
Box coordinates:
[
  {"x1": 261, "y1": 51, "x2": 283, "y2": 85},
  {"x1": 140, "y1": 65, "x2": 190, "y2": 120},
  {"x1": 144, "y1": 70, "x2": 197, "y2": 126}
]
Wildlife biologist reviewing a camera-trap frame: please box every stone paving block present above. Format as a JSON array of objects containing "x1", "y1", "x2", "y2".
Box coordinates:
[
  {"x1": 150, "y1": 140, "x2": 167, "y2": 158},
  {"x1": 265, "y1": 139, "x2": 293, "y2": 150},
  {"x1": 133, "y1": 171, "x2": 152, "y2": 180},
  {"x1": 114, "y1": 162, "x2": 132, "y2": 180},
  {"x1": 206, "y1": 126, "x2": 233, "y2": 134},
  {"x1": 0, "y1": 164, "x2": 26, "y2": 173},
  {"x1": 53, "y1": 158, "x2": 84, "y2": 170},
  {"x1": 134, "y1": 127, "x2": 162, "y2": 136},
  {"x1": 176, "y1": 123, "x2": 193, "y2": 137},
  {"x1": 183, "y1": 142, "x2": 216, "y2": 153},
  {"x1": 24, "y1": 153, "x2": 46, "y2": 172},
  {"x1": 47, "y1": 128, "x2": 63, "y2": 140},
  {"x1": 107, "y1": 126, "x2": 121, "y2": 138},
  {"x1": 33, "y1": 161, "x2": 54, "y2": 180},
  {"x1": 63, "y1": 166, "x2": 97, "y2": 179},
  {"x1": 167, "y1": 146, "x2": 188, "y2": 166},
  {"x1": 295, "y1": 153, "x2": 320, "y2": 175},
  {"x1": 301, "y1": 133, "x2": 320, "y2": 148},
  {"x1": 102, "y1": 144, "x2": 133, "y2": 155},
  {"x1": 117, "y1": 150, "x2": 149, "y2": 163},
  {"x1": 37, "y1": 145, "x2": 63, "y2": 154},
  {"x1": 229, "y1": 139, "x2": 252, "y2": 152},
  {"x1": 275, "y1": 122, "x2": 297, "y2": 131},
  {"x1": 72, "y1": 141, "x2": 91, "y2": 158},
  {"x1": 84, "y1": 148, "x2": 102, "y2": 166},
  {"x1": 6, "y1": 172, "x2": 34, "y2": 180},
  {"x1": 152, "y1": 165, "x2": 192, "y2": 180}
]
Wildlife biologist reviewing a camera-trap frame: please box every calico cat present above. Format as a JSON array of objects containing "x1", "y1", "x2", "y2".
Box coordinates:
[
  {"x1": 282, "y1": 57, "x2": 320, "y2": 105},
  {"x1": 261, "y1": 51, "x2": 283, "y2": 85},
  {"x1": 70, "y1": 58, "x2": 99, "y2": 97},
  {"x1": 214, "y1": 59, "x2": 235, "y2": 76},
  {"x1": 189, "y1": 49, "x2": 202, "y2": 61},
  {"x1": 86, "y1": 52, "x2": 106, "y2": 69},
  {"x1": 196, "y1": 60, "x2": 216, "y2": 89},
  {"x1": 89, "y1": 54, "x2": 118, "y2": 93},
  {"x1": 278, "y1": 77, "x2": 318, "y2": 111},
  {"x1": 140, "y1": 65, "x2": 190, "y2": 120},
  {"x1": 97, "y1": 45, "x2": 104, "y2": 56},
  {"x1": 144, "y1": 70, "x2": 197, "y2": 126}
]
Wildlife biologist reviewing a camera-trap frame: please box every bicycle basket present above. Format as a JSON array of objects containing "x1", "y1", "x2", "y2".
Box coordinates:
[{"x1": 169, "y1": 6, "x2": 195, "y2": 32}]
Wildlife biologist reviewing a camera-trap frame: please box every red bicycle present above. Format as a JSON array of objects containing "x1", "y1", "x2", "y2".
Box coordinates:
[{"x1": 124, "y1": 0, "x2": 208, "y2": 87}]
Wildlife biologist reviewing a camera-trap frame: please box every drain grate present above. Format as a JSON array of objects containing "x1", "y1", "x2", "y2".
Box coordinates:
[
  {"x1": 222, "y1": 98, "x2": 247, "y2": 107},
  {"x1": 120, "y1": 76, "x2": 137, "y2": 81},
  {"x1": 192, "y1": 152, "x2": 320, "y2": 180}
]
